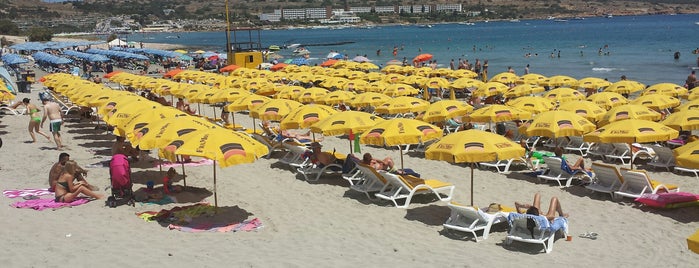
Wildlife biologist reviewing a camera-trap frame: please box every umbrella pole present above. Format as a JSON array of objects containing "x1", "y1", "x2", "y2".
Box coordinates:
[
  {"x1": 252, "y1": 118, "x2": 256, "y2": 133},
  {"x1": 213, "y1": 160, "x2": 218, "y2": 208},
  {"x1": 197, "y1": 103, "x2": 201, "y2": 115},
  {"x1": 213, "y1": 106, "x2": 217, "y2": 120},
  {"x1": 231, "y1": 112, "x2": 236, "y2": 128},
  {"x1": 349, "y1": 136, "x2": 352, "y2": 153},
  {"x1": 399, "y1": 146, "x2": 404, "y2": 170},
  {"x1": 470, "y1": 163, "x2": 475, "y2": 206},
  {"x1": 450, "y1": 88, "x2": 456, "y2": 100},
  {"x1": 181, "y1": 160, "x2": 187, "y2": 187},
  {"x1": 629, "y1": 142, "x2": 634, "y2": 169}
]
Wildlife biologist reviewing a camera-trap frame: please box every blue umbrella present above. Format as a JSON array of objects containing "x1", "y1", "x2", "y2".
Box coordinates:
[
  {"x1": 32, "y1": 51, "x2": 72, "y2": 65},
  {"x1": 1, "y1": 54, "x2": 29, "y2": 65},
  {"x1": 62, "y1": 50, "x2": 111, "y2": 62},
  {"x1": 289, "y1": 58, "x2": 309, "y2": 65}
]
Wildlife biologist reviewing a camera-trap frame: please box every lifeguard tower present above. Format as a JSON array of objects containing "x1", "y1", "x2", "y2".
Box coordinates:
[{"x1": 226, "y1": 27, "x2": 263, "y2": 68}]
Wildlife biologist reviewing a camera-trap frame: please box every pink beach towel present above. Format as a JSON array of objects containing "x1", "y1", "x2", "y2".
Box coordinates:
[
  {"x1": 167, "y1": 218, "x2": 263, "y2": 233},
  {"x1": 635, "y1": 192, "x2": 699, "y2": 208},
  {"x1": 155, "y1": 159, "x2": 214, "y2": 168},
  {"x1": 3, "y1": 188, "x2": 53, "y2": 199},
  {"x1": 11, "y1": 198, "x2": 90, "y2": 211}
]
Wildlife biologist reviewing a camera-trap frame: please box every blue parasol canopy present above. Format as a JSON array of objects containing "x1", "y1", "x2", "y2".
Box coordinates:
[
  {"x1": 85, "y1": 48, "x2": 149, "y2": 60},
  {"x1": 32, "y1": 51, "x2": 73, "y2": 65},
  {"x1": 62, "y1": 50, "x2": 111, "y2": 62},
  {"x1": 1, "y1": 54, "x2": 29, "y2": 65}
]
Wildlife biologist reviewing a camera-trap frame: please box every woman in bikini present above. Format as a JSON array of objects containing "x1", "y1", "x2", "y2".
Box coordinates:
[
  {"x1": 515, "y1": 193, "x2": 568, "y2": 221},
  {"x1": 11, "y1": 98, "x2": 50, "y2": 143},
  {"x1": 54, "y1": 160, "x2": 103, "y2": 203}
]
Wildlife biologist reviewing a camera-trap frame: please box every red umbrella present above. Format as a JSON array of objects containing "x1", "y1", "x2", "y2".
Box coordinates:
[
  {"x1": 220, "y1": 64, "x2": 241, "y2": 72},
  {"x1": 163, "y1": 69, "x2": 184, "y2": 78},
  {"x1": 271, "y1": 63, "x2": 288, "y2": 71},
  {"x1": 104, "y1": 71, "x2": 123, "y2": 79},
  {"x1": 413, "y1": 53, "x2": 433, "y2": 63},
  {"x1": 320, "y1": 59, "x2": 339, "y2": 67},
  {"x1": 207, "y1": 55, "x2": 219, "y2": 61}
]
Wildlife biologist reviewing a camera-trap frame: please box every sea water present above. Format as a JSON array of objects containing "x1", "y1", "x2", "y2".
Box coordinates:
[{"x1": 127, "y1": 14, "x2": 699, "y2": 86}]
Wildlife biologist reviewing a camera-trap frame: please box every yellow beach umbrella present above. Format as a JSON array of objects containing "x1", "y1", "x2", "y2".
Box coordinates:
[
  {"x1": 503, "y1": 84, "x2": 545, "y2": 98},
  {"x1": 343, "y1": 79, "x2": 370, "y2": 92},
  {"x1": 686, "y1": 88, "x2": 699, "y2": 100},
  {"x1": 584, "y1": 119, "x2": 678, "y2": 144},
  {"x1": 490, "y1": 72, "x2": 519, "y2": 84},
  {"x1": 274, "y1": 85, "x2": 305, "y2": 100},
  {"x1": 208, "y1": 88, "x2": 251, "y2": 103},
  {"x1": 310, "y1": 111, "x2": 385, "y2": 136},
  {"x1": 471, "y1": 82, "x2": 509, "y2": 97},
  {"x1": 381, "y1": 65, "x2": 405, "y2": 74},
  {"x1": 424, "y1": 77, "x2": 450, "y2": 89},
  {"x1": 450, "y1": 78, "x2": 484, "y2": 90},
  {"x1": 465, "y1": 104, "x2": 532, "y2": 123},
  {"x1": 576, "y1": 77, "x2": 611, "y2": 90},
  {"x1": 598, "y1": 104, "x2": 662, "y2": 126},
  {"x1": 629, "y1": 94, "x2": 681, "y2": 110},
  {"x1": 506, "y1": 96, "x2": 555, "y2": 114},
  {"x1": 321, "y1": 90, "x2": 356, "y2": 105},
  {"x1": 449, "y1": 69, "x2": 479, "y2": 79},
  {"x1": 587, "y1": 91, "x2": 629, "y2": 110},
  {"x1": 421, "y1": 100, "x2": 474, "y2": 123},
  {"x1": 425, "y1": 129, "x2": 525, "y2": 206},
  {"x1": 103, "y1": 99, "x2": 163, "y2": 128},
  {"x1": 383, "y1": 83, "x2": 420, "y2": 97},
  {"x1": 348, "y1": 92, "x2": 391, "y2": 108},
  {"x1": 661, "y1": 110, "x2": 699, "y2": 131},
  {"x1": 543, "y1": 87, "x2": 585, "y2": 103},
  {"x1": 227, "y1": 94, "x2": 271, "y2": 112},
  {"x1": 95, "y1": 94, "x2": 145, "y2": 115},
  {"x1": 279, "y1": 104, "x2": 337, "y2": 130},
  {"x1": 524, "y1": 110, "x2": 596, "y2": 138},
  {"x1": 544, "y1": 75, "x2": 578, "y2": 88},
  {"x1": 120, "y1": 107, "x2": 188, "y2": 142},
  {"x1": 134, "y1": 115, "x2": 218, "y2": 150},
  {"x1": 374, "y1": 96, "x2": 429, "y2": 115},
  {"x1": 675, "y1": 98, "x2": 699, "y2": 111},
  {"x1": 250, "y1": 99, "x2": 302, "y2": 121},
  {"x1": 297, "y1": 87, "x2": 329, "y2": 104},
  {"x1": 603, "y1": 80, "x2": 646, "y2": 95},
  {"x1": 642, "y1": 83, "x2": 688, "y2": 98},
  {"x1": 174, "y1": 128, "x2": 269, "y2": 207},
  {"x1": 517, "y1": 73, "x2": 547, "y2": 85},
  {"x1": 673, "y1": 140, "x2": 699, "y2": 169},
  {"x1": 557, "y1": 101, "x2": 606, "y2": 123},
  {"x1": 361, "y1": 118, "x2": 443, "y2": 169},
  {"x1": 365, "y1": 81, "x2": 388, "y2": 93}
]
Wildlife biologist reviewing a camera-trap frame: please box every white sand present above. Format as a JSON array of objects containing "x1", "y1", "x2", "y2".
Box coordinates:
[{"x1": 1, "y1": 66, "x2": 699, "y2": 267}]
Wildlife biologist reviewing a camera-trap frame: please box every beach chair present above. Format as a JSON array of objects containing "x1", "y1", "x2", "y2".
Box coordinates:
[
  {"x1": 605, "y1": 143, "x2": 632, "y2": 165},
  {"x1": 505, "y1": 213, "x2": 568, "y2": 254},
  {"x1": 614, "y1": 169, "x2": 680, "y2": 199},
  {"x1": 585, "y1": 162, "x2": 624, "y2": 199},
  {"x1": 564, "y1": 136, "x2": 592, "y2": 156},
  {"x1": 350, "y1": 163, "x2": 392, "y2": 200},
  {"x1": 586, "y1": 142, "x2": 614, "y2": 161},
  {"x1": 249, "y1": 133, "x2": 284, "y2": 159},
  {"x1": 479, "y1": 157, "x2": 530, "y2": 173},
  {"x1": 277, "y1": 143, "x2": 310, "y2": 168},
  {"x1": 0, "y1": 105, "x2": 24, "y2": 115},
  {"x1": 340, "y1": 154, "x2": 365, "y2": 186},
  {"x1": 643, "y1": 146, "x2": 675, "y2": 171},
  {"x1": 296, "y1": 151, "x2": 347, "y2": 181},
  {"x1": 374, "y1": 172, "x2": 455, "y2": 209},
  {"x1": 674, "y1": 167, "x2": 699, "y2": 178},
  {"x1": 45, "y1": 90, "x2": 81, "y2": 115},
  {"x1": 537, "y1": 157, "x2": 592, "y2": 187},
  {"x1": 443, "y1": 202, "x2": 510, "y2": 242}
]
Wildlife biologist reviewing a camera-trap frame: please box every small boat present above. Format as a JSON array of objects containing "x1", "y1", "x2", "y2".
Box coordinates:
[
  {"x1": 293, "y1": 47, "x2": 310, "y2": 55},
  {"x1": 286, "y1": 43, "x2": 301, "y2": 49},
  {"x1": 547, "y1": 16, "x2": 556, "y2": 20},
  {"x1": 554, "y1": 19, "x2": 568, "y2": 22},
  {"x1": 605, "y1": 14, "x2": 613, "y2": 18},
  {"x1": 418, "y1": 24, "x2": 433, "y2": 28},
  {"x1": 268, "y1": 45, "x2": 280, "y2": 51},
  {"x1": 509, "y1": 19, "x2": 520, "y2": 23},
  {"x1": 458, "y1": 21, "x2": 475, "y2": 26}
]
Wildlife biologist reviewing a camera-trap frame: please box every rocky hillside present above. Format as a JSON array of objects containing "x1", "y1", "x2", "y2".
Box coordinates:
[{"x1": 1, "y1": 0, "x2": 698, "y2": 22}]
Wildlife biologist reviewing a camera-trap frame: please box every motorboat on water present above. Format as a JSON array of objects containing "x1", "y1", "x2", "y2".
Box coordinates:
[{"x1": 293, "y1": 47, "x2": 310, "y2": 55}]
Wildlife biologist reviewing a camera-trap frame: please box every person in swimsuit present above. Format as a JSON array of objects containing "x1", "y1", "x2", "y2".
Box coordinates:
[
  {"x1": 40, "y1": 93, "x2": 64, "y2": 150},
  {"x1": 54, "y1": 160, "x2": 103, "y2": 203},
  {"x1": 48, "y1": 152, "x2": 94, "y2": 192},
  {"x1": 11, "y1": 98, "x2": 51, "y2": 143},
  {"x1": 515, "y1": 192, "x2": 569, "y2": 221},
  {"x1": 362, "y1": 153, "x2": 395, "y2": 172}
]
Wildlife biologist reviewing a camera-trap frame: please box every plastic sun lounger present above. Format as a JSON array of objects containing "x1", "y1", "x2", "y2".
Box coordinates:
[
  {"x1": 605, "y1": 143, "x2": 632, "y2": 165},
  {"x1": 374, "y1": 172, "x2": 455, "y2": 209},
  {"x1": 585, "y1": 162, "x2": 624, "y2": 199},
  {"x1": 537, "y1": 157, "x2": 591, "y2": 187},
  {"x1": 643, "y1": 146, "x2": 675, "y2": 172},
  {"x1": 443, "y1": 202, "x2": 510, "y2": 242},
  {"x1": 350, "y1": 163, "x2": 392, "y2": 200},
  {"x1": 586, "y1": 143, "x2": 614, "y2": 161},
  {"x1": 564, "y1": 136, "x2": 592, "y2": 156},
  {"x1": 674, "y1": 167, "x2": 699, "y2": 178},
  {"x1": 505, "y1": 213, "x2": 568, "y2": 254},
  {"x1": 614, "y1": 169, "x2": 680, "y2": 199}
]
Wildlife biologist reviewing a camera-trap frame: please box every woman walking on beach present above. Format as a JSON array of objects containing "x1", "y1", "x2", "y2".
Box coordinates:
[{"x1": 10, "y1": 98, "x2": 51, "y2": 143}]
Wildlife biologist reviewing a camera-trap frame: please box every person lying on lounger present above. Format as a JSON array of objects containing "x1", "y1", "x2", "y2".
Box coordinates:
[
  {"x1": 554, "y1": 147, "x2": 591, "y2": 173},
  {"x1": 514, "y1": 193, "x2": 569, "y2": 222},
  {"x1": 362, "y1": 153, "x2": 396, "y2": 172},
  {"x1": 54, "y1": 160, "x2": 103, "y2": 203},
  {"x1": 309, "y1": 142, "x2": 337, "y2": 167}
]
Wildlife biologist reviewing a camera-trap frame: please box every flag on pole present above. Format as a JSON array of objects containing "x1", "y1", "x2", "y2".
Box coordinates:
[{"x1": 354, "y1": 133, "x2": 361, "y2": 153}]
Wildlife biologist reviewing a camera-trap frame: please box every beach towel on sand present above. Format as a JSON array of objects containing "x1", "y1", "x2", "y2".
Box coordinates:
[
  {"x1": 136, "y1": 203, "x2": 263, "y2": 233},
  {"x1": 11, "y1": 198, "x2": 90, "y2": 211},
  {"x1": 3, "y1": 188, "x2": 53, "y2": 199}
]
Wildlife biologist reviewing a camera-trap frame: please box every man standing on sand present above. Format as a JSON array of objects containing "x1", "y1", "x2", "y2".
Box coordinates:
[{"x1": 40, "y1": 93, "x2": 64, "y2": 150}]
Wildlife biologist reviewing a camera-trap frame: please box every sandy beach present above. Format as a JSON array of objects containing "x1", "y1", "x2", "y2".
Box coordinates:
[{"x1": 1, "y1": 62, "x2": 699, "y2": 267}]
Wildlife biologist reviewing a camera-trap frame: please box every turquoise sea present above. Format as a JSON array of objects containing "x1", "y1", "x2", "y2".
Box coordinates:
[{"x1": 127, "y1": 14, "x2": 699, "y2": 85}]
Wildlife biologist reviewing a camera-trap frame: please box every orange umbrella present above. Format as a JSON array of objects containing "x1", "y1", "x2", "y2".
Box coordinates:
[
  {"x1": 413, "y1": 53, "x2": 433, "y2": 63},
  {"x1": 219, "y1": 64, "x2": 241, "y2": 72},
  {"x1": 270, "y1": 63, "x2": 288, "y2": 71},
  {"x1": 104, "y1": 71, "x2": 123, "y2": 79},
  {"x1": 163, "y1": 69, "x2": 184, "y2": 78},
  {"x1": 320, "y1": 59, "x2": 339, "y2": 67}
]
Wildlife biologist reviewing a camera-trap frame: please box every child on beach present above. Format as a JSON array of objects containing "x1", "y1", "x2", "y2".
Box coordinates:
[{"x1": 162, "y1": 167, "x2": 183, "y2": 194}]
